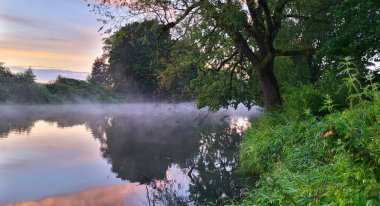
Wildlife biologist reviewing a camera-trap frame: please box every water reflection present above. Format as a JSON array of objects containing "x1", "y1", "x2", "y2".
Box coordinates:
[
  {"x1": 143, "y1": 125, "x2": 245, "y2": 205},
  {"x1": 0, "y1": 104, "x2": 260, "y2": 205}
]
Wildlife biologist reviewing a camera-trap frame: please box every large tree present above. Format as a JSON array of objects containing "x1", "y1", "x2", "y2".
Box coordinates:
[
  {"x1": 103, "y1": 20, "x2": 171, "y2": 96},
  {"x1": 88, "y1": 0, "x2": 378, "y2": 109}
]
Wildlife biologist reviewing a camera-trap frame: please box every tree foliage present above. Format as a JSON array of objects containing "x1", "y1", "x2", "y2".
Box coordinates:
[
  {"x1": 87, "y1": 0, "x2": 378, "y2": 110},
  {"x1": 88, "y1": 0, "x2": 379, "y2": 110},
  {"x1": 157, "y1": 38, "x2": 199, "y2": 101},
  {"x1": 0, "y1": 65, "x2": 52, "y2": 103},
  {"x1": 45, "y1": 75, "x2": 116, "y2": 102},
  {"x1": 317, "y1": 0, "x2": 380, "y2": 64},
  {"x1": 103, "y1": 20, "x2": 171, "y2": 96},
  {"x1": 88, "y1": 56, "x2": 110, "y2": 88}
]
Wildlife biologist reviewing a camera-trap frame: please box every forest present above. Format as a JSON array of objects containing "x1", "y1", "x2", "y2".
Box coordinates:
[{"x1": 1, "y1": 0, "x2": 379, "y2": 204}]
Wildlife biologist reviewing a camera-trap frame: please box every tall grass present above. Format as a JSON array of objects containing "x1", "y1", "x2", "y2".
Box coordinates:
[{"x1": 238, "y1": 57, "x2": 380, "y2": 205}]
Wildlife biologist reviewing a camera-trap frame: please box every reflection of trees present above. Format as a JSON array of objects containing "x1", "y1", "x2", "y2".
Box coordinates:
[
  {"x1": 188, "y1": 125, "x2": 244, "y2": 205},
  {"x1": 0, "y1": 106, "x2": 114, "y2": 138},
  {"x1": 88, "y1": 114, "x2": 247, "y2": 205},
  {"x1": 145, "y1": 164, "x2": 193, "y2": 206},
  {"x1": 0, "y1": 107, "x2": 41, "y2": 138},
  {"x1": 141, "y1": 124, "x2": 245, "y2": 206},
  {"x1": 0, "y1": 114, "x2": 34, "y2": 138},
  {"x1": 97, "y1": 115, "x2": 200, "y2": 183},
  {"x1": 0, "y1": 105, "x2": 250, "y2": 205}
]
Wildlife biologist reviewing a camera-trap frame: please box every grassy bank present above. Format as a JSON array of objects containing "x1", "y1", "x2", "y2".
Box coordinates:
[{"x1": 238, "y1": 60, "x2": 380, "y2": 205}]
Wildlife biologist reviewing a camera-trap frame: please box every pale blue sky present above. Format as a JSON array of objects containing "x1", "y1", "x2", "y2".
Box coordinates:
[{"x1": 0, "y1": 0, "x2": 104, "y2": 75}]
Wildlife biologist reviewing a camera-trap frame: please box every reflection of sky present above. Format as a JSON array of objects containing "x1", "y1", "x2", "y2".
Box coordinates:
[
  {"x1": 6, "y1": 183, "x2": 148, "y2": 206},
  {"x1": 0, "y1": 121, "x2": 123, "y2": 205},
  {"x1": 5, "y1": 164, "x2": 193, "y2": 206},
  {"x1": 0, "y1": 0, "x2": 103, "y2": 72}
]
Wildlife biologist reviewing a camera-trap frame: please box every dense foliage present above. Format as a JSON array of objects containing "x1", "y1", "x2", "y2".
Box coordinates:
[
  {"x1": 239, "y1": 58, "x2": 380, "y2": 205},
  {"x1": 93, "y1": 20, "x2": 198, "y2": 101},
  {"x1": 88, "y1": 0, "x2": 379, "y2": 110},
  {"x1": 103, "y1": 20, "x2": 171, "y2": 96}
]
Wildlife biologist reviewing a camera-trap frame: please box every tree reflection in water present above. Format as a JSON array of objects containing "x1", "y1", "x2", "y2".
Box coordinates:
[
  {"x1": 0, "y1": 104, "x2": 257, "y2": 205},
  {"x1": 95, "y1": 115, "x2": 246, "y2": 205},
  {"x1": 188, "y1": 125, "x2": 244, "y2": 205}
]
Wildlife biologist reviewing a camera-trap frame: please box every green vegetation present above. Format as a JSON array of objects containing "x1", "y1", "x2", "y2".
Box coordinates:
[
  {"x1": 89, "y1": 0, "x2": 379, "y2": 110},
  {"x1": 90, "y1": 20, "x2": 197, "y2": 101},
  {"x1": 238, "y1": 58, "x2": 380, "y2": 205},
  {"x1": 103, "y1": 20, "x2": 171, "y2": 96},
  {"x1": 0, "y1": 64, "x2": 55, "y2": 103},
  {"x1": 0, "y1": 63, "x2": 116, "y2": 104},
  {"x1": 1, "y1": 0, "x2": 378, "y2": 203},
  {"x1": 45, "y1": 75, "x2": 117, "y2": 102}
]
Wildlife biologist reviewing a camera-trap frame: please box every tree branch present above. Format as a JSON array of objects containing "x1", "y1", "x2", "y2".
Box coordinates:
[
  {"x1": 258, "y1": 0, "x2": 274, "y2": 34},
  {"x1": 214, "y1": 51, "x2": 239, "y2": 72},
  {"x1": 260, "y1": 52, "x2": 274, "y2": 69},
  {"x1": 230, "y1": 31, "x2": 261, "y2": 67},
  {"x1": 162, "y1": 2, "x2": 200, "y2": 32},
  {"x1": 245, "y1": 0, "x2": 267, "y2": 49}
]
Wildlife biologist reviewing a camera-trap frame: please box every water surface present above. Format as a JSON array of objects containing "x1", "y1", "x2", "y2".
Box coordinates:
[{"x1": 0, "y1": 103, "x2": 260, "y2": 206}]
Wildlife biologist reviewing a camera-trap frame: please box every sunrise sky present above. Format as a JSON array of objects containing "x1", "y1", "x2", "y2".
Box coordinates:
[{"x1": 0, "y1": 0, "x2": 104, "y2": 80}]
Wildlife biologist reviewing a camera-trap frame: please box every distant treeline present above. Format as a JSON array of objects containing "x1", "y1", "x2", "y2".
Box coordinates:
[{"x1": 0, "y1": 63, "x2": 117, "y2": 104}]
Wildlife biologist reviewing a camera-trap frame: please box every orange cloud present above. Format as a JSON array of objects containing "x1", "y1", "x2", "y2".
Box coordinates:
[
  {"x1": 0, "y1": 47, "x2": 88, "y2": 62},
  {"x1": 0, "y1": 47, "x2": 98, "y2": 72},
  {"x1": 0, "y1": 13, "x2": 103, "y2": 72}
]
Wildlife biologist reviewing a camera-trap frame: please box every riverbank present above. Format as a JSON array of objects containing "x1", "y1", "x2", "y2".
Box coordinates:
[
  {"x1": 238, "y1": 87, "x2": 380, "y2": 204},
  {"x1": 0, "y1": 70, "x2": 118, "y2": 104}
]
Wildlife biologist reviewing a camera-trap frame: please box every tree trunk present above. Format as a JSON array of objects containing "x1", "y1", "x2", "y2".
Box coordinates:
[{"x1": 257, "y1": 59, "x2": 282, "y2": 110}]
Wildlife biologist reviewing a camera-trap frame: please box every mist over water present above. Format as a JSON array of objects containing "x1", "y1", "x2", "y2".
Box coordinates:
[{"x1": 0, "y1": 103, "x2": 261, "y2": 206}]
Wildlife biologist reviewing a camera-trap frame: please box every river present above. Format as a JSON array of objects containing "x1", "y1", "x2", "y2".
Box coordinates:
[{"x1": 0, "y1": 103, "x2": 261, "y2": 206}]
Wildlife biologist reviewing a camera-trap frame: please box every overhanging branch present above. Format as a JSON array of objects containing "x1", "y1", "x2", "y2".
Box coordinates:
[
  {"x1": 214, "y1": 51, "x2": 239, "y2": 72},
  {"x1": 162, "y1": 2, "x2": 200, "y2": 32}
]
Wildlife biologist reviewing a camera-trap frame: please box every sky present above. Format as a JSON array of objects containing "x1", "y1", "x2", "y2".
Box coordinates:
[{"x1": 0, "y1": 0, "x2": 104, "y2": 81}]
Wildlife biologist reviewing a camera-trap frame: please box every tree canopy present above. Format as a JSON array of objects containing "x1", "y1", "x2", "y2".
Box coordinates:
[
  {"x1": 88, "y1": 0, "x2": 379, "y2": 110},
  {"x1": 103, "y1": 20, "x2": 171, "y2": 97}
]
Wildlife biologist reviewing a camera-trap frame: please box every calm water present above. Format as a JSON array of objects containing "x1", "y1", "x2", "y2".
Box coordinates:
[{"x1": 0, "y1": 103, "x2": 260, "y2": 206}]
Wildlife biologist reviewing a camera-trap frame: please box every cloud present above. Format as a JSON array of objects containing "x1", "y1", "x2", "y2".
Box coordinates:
[
  {"x1": 0, "y1": 12, "x2": 35, "y2": 27},
  {"x1": 0, "y1": 1, "x2": 104, "y2": 72},
  {"x1": 0, "y1": 47, "x2": 89, "y2": 62}
]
